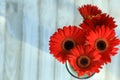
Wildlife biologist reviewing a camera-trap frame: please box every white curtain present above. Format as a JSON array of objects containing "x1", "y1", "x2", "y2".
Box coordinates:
[{"x1": 0, "y1": 0, "x2": 120, "y2": 80}]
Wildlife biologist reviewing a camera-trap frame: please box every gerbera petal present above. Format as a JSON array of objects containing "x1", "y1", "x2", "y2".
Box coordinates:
[
  {"x1": 110, "y1": 47, "x2": 119, "y2": 56},
  {"x1": 86, "y1": 25, "x2": 120, "y2": 64},
  {"x1": 78, "y1": 4, "x2": 102, "y2": 20},
  {"x1": 63, "y1": 26, "x2": 70, "y2": 36},
  {"x1": 49, "y1": 25, "x2": 85, "y2": 63},
  {"x1": 80, "y1": 13, "x2": 117, "y2": 31},
  {"x1": 57, "y1": 28, "x2": 66, "y2": 38},
  {"x1": 68, "y1": 45, "x2": 101, "y2": 77}
]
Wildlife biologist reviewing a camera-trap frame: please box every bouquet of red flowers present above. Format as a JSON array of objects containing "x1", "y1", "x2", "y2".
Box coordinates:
[{"x1": 49, "y1": 4, "x2": 120, "y2": 78}]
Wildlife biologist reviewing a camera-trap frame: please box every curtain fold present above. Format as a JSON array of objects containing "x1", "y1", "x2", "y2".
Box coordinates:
[{"x1": 0, "y1": 0, "x2": 120, "y2": 80}]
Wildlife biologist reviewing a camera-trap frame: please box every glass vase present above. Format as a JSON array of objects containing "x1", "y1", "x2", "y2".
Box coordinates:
[{"x1": 65, "y1": 61, "x2": 95, "y2": 79}]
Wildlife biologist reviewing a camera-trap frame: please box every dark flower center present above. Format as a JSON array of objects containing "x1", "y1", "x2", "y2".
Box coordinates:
[
  {"x1": 96, "y1": 40, "x2": 107, "y2": 51},
  {"x1": 80, "y1": 58, "x2": 88, "y2": 66},
  {"x1": 77, "y1": 56, "x2": 91, "y2": 68},
  {"x1": 63, "y1": 40, "x2": 75, "y2": 51}
]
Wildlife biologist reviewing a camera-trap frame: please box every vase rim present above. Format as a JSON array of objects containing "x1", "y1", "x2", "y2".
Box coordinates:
[{"x1": 65, "y1": 62, "x2": 95, "y2": 79}]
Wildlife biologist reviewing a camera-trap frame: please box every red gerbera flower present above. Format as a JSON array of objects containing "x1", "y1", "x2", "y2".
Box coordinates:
[
  {"x1": 80, "y1": 13, "x2": 117, "y2": 31},
  {"x1": 86, "y1": 25, "x2": 120, "y2": 64},
  {"x1": 78, "y1": 4, "x2": 102, "y2": 20},
  {"x1": 49, "y1": 25, "x2": 85, "y2": 63},
  {"x1": 68, "y1": 45, "x2": 101, "y2": 77}
]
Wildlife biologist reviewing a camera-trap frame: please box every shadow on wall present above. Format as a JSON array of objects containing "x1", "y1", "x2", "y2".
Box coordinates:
[{"x1": 4, "y1": 1, "x2": 84, "y2": 54}]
